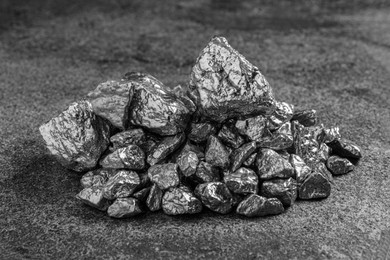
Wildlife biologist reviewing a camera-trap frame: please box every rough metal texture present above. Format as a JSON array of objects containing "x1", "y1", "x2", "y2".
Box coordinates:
[
  {"x1": 147, "y1": 163, "x2": 180, "y2": 190},
  {"x1": 124, "y1": 72, "x2": 191, "y2": 135},
  {"x1": 107, "y1": 197, "x2": 143, "y2": 218},
  {"x1": 230, "y1": 141, "x2": 257, "y2": 172},
  {"x1": 189, "y1": 36, "x2": 275, "y2": 122},
  {"x1": 243, "y1": 152, "x2": 257, "y2": 167},
  {"x1": 194, "y1": 182, "x2": 233, "y2": 214},
  {"x1": 322, "y1": 126, "x2": 341, "y2": 144},
  {"x1": 162, "y1": 186, "x2": 203, "y2": 215},
  {"x1": 147, "y1": 133, "x2": 185, "y2": 166},
  {"x1": 289, "y1": 154, "x2": 312, "y2": 184},
  {"x1": 267, "y1": 101, "x2": 294, "y2": 130},
  {"x1": 173, "y1": 141, "x2": 205, "y2": 162},
  {"x1": 259, "y1": 122, "x2": 293, "y2": 150},
  {"x1": 224, "y1": 167, "x2": 258, "y2": 194},
  {"x1": 146, "y1": 184, "x2": 163, "y2": 212},
  {"x1": 170, "y1": 84, "x2": 197, "y2": 115},
  {"x1": 291, "y1": 109, "x2": 317, "y2": 127},
  {"x1": 256, "y1": 149, "x2": 295, "y2": 180},
  {"x1": 205, "y1": 135, "x2": 230, "y2": 169},
  {"x1": 299, "y1": 165, "x2": 332, "y2": 200},
  {"x1": 177, "y1": 151, "x2": 199, "y2": 178},
  {"x1": 194, "y1": 161, "x2": 221, "y2": 183},
  {"x1": 236, "y1": 194, "x2": 284, "y2": 217},
  {"x1": 100, "y1": 145, "x2": 145, "y2": 170},
  {"x1": 260, "y1": 178, "x2": 297, "y2": 206},
  {"x1": 102, "y1": 170, "x2": 140, "y2": 200},
  {"x1": 87, "y1": 79, "x2": 134, "y2": 129},
  {"x1": 188, "y1": 122, "x2": 217, "y2": 143},
  {"x1": 326, "y1": 155, "x2": 354, "y2": 175},
  {"x1": 328, "y1": 138, "x2": 362, "y2": 159},
  {"x1": 80, "y1": 168, "x2": 116, "y2": 188},
  {"x1": 235, "y1": 115, "x2": 267, "y2": 142},
  {"x1": 217, "y1": 122, "x2": 245, "y2": 149},
  {"x1": 76, "y1": 186, "x2": 110, "y2": 211},
  {"x1": 39, "y1": 100, "x2": 111, "y2": 172},
  {"x1": 132, "y1": 187, "x2": 151, "y2": 202},
  {"x1": 109, "y1": 129, "x2": 145, "y2": 151}
]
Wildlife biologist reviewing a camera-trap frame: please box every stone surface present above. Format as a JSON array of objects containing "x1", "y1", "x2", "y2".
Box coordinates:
[
  {"x1": 235, "y1": 115, "x2": 267, "y2": 142},
  {"x1": 80, "y1": 168, "x2": 116, "y2": 188},
  {"x1": 193, "y1": 161, "x2": 221, "y2": 183},
  {"x1": 230, "y1": 141, "x2": 257, "y2": 172},
  {"x1": 147, "y1": 163, "x2": 180, "y2": 190},
  {"x1": 107, "y1": 197, "x2": 143, "y2": 218},
  {"x1": 328, "y1": 138, "x2": 362, "y2": 159},
  {"x1": 194, "y1": 182, "x2": 233, "y2": 214},
  {"x1": 39, "y1": 100, "x2": 111, "y2": 172},
  {"x1": 326, "y1": 155, "x2": 354, "y2": 175},
  {"x1": 189, "y1": 36, "x2": 275, "y2": 122},
  {"x1": 100, "y1": 145, "x2": 145, "y2": 170},
  {"x1": 87, "y1": 79, "x2": 134, "y2": 129},
  {"x1": 147, "y1": 133, "x2": 185, "y2": 166},
  {"x1": 260, "y1": 178, "x2": 297, "y2": 206},
  {"x1": 243, "y1": 152, "x2": 257, "y2": 167},
  {"x1": 188, "y1": 122, "x2": 217, "y2": 143},
  {"x1": 102, "y1": 170, "x2": 140, "y2": 200},
  {"x1": 177, "y1": 151, "x2": 199, "y2": 177},
  {"x1": 267, "y1": 101, "x2": 294, "y2": 130},
  {"x1": 205, "y1": 135, "x2": 230, "y2": 169},
  {"x1": 146, "y1": 184, "x2": 163, "y2": 212},
  {"x1": 291, "y1": 109, "x2": 317, "y2": 127},
  {"x1": 124, "y1": 72, "x2": 191, "y2": 135},
  {"x1": 236, "y1": 194, "x2": 284, "y2": 217},
  {"x1": 218, "y1": 121, "x2": 245, "y2": 149},
  {"x1": 256, "y1": 149, "x2": 295, "y2": 180},
  {"x1": 224, "y1": 167, "x2": 258, "y2": 194},
  {"x1": 162, "y1": 186, "x2": 203, "y2": 215},
  {"x1": 109, "y1": 129, "x2": 145, "y2": 151},
  {"x1": 132, "y1": 186, "x2": 151, "y2": 202},
  {"x1": 259, "y1": 122, "x2": 293, "y2": 150},
  {"x1": 76, "y1": 186, "x2": 110, "y2": 211}
]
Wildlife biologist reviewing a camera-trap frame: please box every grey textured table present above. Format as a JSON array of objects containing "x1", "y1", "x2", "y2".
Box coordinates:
[{"x1": 1, "y1": 1, "x2": 390, "y2": 259}]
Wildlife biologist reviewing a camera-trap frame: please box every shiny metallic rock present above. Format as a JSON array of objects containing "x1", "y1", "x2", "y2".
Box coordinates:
[
  {"x1": 132, "y1": 186, "x2": 151, "y2": 202},
  {"x1": 218, "y1": 122, "x2": 245, "y2": 149},
  {"x1": 100, "y1": 145, "x2": 145, "y2": 170},
  {"x1": 102, "y1": 170, "x2": 140, "y2": 200},
  {"x1": 80, "y1": 168, "x2": 116, "y2": 188},
  {"x1": 267, "y1": 101, "x2": 294, "y2": 130},
  {"x1": 328, "y1": 138, "x2": 362, "y2": 159},
  {"x1": 258, "y1": 122, "x2": 293, "y2": 150},
  {"x1": 177, "y1": 151, "x2": 199, "y2": 177},
  {"x1": 235, "y1": 115, "x2": 267, "y2": 142},
  {"x1": 205, "y1": 135, "x2": 230, "y2": 169},
  {"x1": 39, "y1": 100, "x2": 111, "y2": 172},
  {"x1": 107, "y1": 197, "x2": 142, "y2": 218},
  {"x1": 147, "y1": 163, "x2": 180, "y2": 190},
  {"x1": 194, "y1": 161, "x2": 221, "y2": 183},
  {"x1": 124, "y1": 72, "x2": 191, "y2": 136},
  {"x1": 162, "y1": 186, "x2": 203, "y2": 215},
  {"x1": 175, "y1": 141, "x2": 205, "y2": 161},
  {"x1": 171, "y1": 84, "x2": 197, "y2": 114},
  {"x1": 317, "y1": 143, "x2": 331, "y2": 162},
  {"x1": 289, "y1": 154, "x2": 311, "y2": 184},
  {"x1": 76, "y1": 186, "x2": 110, "y2": 211},
  {"x1": 194, "y1": 182, "x2": 233, "y2": 214},
  {"x1": 256, "y1": 149, "x2": 295, "y2": 180},
  {"x1": 147, "y1": 133, "x2": 185, "y2": 166},
  {"x1": 322, "y1": 126, "x2": 341, "y2": 144},
  {"x1": 146, "y1": 184, "x2": 163, "y2": 211},
  {"x1": 236, "y1": 194, "x2": 284, "y2": 217},
  {"x1": 299, "y1": 165, "x2": 331, "y2": 199},
  {"x1": 188, "y1": 122, "x2": 217, "y2": 143},
  {"x1": 291, "y1": 109, "x2": 317, "y2": 127},
  {"x1": 260, "y1": 178, "x2": 297, "y2": 206},
  {"x1": 243, "y1": 152, "x2": 257, "y2": 167},
  {"x1": 326, "y1": 155, "x2": 354, "y2": 175},
  {"x1": 87, "y1": 79, "x2": 134, "y2": 129},
  {"x1": 224, "y1": 167, "x2": 258, "y2": 194},
  {"x1": 230, "y1": 141, "x2": 257, "y2": 172},
  {"x1": 189, "y1": 36, "x2": 275, "y2": 122},
  {"x1": 110, "y1": 128, "x2": 145, "y2": 151}
]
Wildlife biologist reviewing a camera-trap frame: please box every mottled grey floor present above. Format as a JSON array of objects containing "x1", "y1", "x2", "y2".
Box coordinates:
[{"x1": 1, "y1": 0, "x2": 390, "y2": 259}]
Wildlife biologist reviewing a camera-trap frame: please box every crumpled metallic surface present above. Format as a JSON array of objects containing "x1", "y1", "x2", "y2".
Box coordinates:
[
  {"x1": 147, "y1": 163, "x2": 180, "y2": 190},
  {"x1": 188, "y1": 122, "x2": 217, "y2": 143},
  {"x1": 100, "y1": 145, "x2": 145, "y2": 170},
  {"x1": 230, "y1": 141, "x2": 257, "y2": 172},
  {"x1": 124, "y1": 72, "x2": 191, "y2": 136},
  {"x1": 259, "y1": 122, "x2": 293, "y2": 150},
  {"x1": 236, "y1": 194, "x2": 284, "y2": 217},
  {"x1": 110, "y1": 128, "x2": 145, "y2": 151},
  {"x1": 102, "y1": 170, "x2": 140, "y2": 200},
  {"x1": 171, "y1": 84, "x2": 197, "y2": 115},
  {"x1": 224, "y1": 167, "x2": 258, "y2": 194},
  {"x1": 87, "y1": 79, "x2": 134, "y2": 129},
  {"x1": 267, "y1": 101, "x2": 294, "y2": 130},
  {"x1": 218, "y1": 123, "x2": 245, "y2": 149},
  {"x1": 260, "y1": 177, "x2": 297, "y2": 206},
  {"x1": 39, "y1": 100, "x2": 111, "y2": 172},
  {"x1": 194, "y1": 182, "x2": 233, "y2": 214},
  {"x1": 298, "y1": 164, "x2": 331, "y2": 199},
  {"x1": 243, "y1": 152, "x2": 257, "y2": 167},
  {"x1": 328, "y1": 138, "x2": 362, "y2": 159},
  {"x1": 146, "y1": 184, "x2": 163, "y2": 211},
  {"x1": 256, "y1": 149, "x2": 295, "y2": 180},
  {"x1": 322, "y1": 126, "x2": 341, "y2": 144},
  {"x1": 205, "y1": 135, "x2": 230, "y2": 169},
  {"x1": 177, "y1": 151, "x2": 199, "y2": 178},
  {"x1": 147, "y1": 133, "x2": 185, "y2": 166},
  {"x1": 162, "y1": 186, "x2": 203, "y2": 215},
  {"x1": 317, "y1": 143, "x2": 331, "y2": 163},
  {"x1": 194, "y1": 161, "x2": 221, "y2": 183},
  {"x1": 80, "y1": 168, "x2": 116, "y2": 188},
  {"x1": 107, "y1": 197, "x2": 143, "y2": 218},
  {"x1": 132, "y1": 186, "x2": 151, "y2": 202},
  {"x1": 189, "y1": 36, "x2": 275, "y2": 122},
  {"x1": 76, "y1": 186, "x2": 110, "y2": 211},
  {"x1": 291, "y1": 109, "x2": 317, "y2": 127},
  {"x1": 289, "y1": 154, "x2": 311, "y2": 184},
  {"x1": 326, "y1": 155, "x2": 354, "y2": 175},
  {"x1": 235, "y1": 115, "x2": 267, "y2": 142},
  {"x1": 173, "y1": 141, "x2": 205, "y2": 162}
]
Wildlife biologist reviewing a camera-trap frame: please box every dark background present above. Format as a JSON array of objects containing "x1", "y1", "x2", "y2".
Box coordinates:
[{"x1": 1, "y1": 0, "x2": 390, "y2": 259}]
